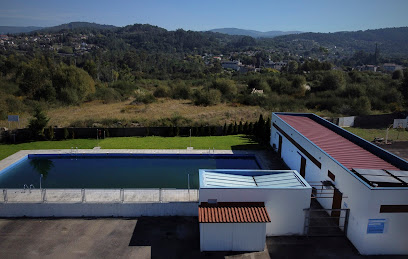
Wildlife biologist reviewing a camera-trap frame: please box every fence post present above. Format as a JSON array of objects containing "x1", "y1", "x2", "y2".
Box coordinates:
[
  {"x1": 3, "y1": 189, "x2": 7, "y2": 203},
  {"x1": 81, "y1": 189, "x2": 86, "y2": 203},
  {"x1": 304, "y1": 209, "x2": 310, "y2": 237},
  {"x1": 344, "y1": 209, "x2": 350, "y2": 236},
  {"x1": 41, "y1": 189, "x2": 47, "y2": 203}
]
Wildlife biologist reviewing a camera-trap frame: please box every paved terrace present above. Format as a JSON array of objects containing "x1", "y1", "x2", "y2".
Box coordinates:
[{"x1": 0, "y1": 217, "x2": 402, "y2": 259}]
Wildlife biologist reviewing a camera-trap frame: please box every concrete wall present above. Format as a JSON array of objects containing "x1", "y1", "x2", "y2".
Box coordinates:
[
  {"x1": 338, "y1": 116, "x2": 355, "y2": 127},
  {"x1": 199, "y1": 188, "x2": 311, "y2": 236},
  {"x1": 393, "y1": 118, "x2": 408, "y2": 128},
  {"x1": 200, "y1": 223, "x2": 266, "y2": 251},
  {"x1": 271, "y1": 113, "x2": 408, "y2": 255},
  {"x1": 0, "y1": 202, "x2": 198, "y2": 217}
]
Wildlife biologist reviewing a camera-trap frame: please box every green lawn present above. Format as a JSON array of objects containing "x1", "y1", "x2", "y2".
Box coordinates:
[
  {"x1": 0, "y1": 135, "x2": 262, "y2": 161},
  {"x1": 344, "y1": 127, "x2": 408, "y2": 142}
]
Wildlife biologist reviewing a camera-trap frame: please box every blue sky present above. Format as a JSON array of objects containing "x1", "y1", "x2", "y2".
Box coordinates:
[{"x1": 1, "y1": 0, "x2": 408, "y2": 32}]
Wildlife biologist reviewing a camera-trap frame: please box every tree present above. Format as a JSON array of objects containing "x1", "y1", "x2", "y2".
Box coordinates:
[
  {"x1": 52, "y1": 64, "x2": 96, "y2": 105},
  {"x1": 227, "y1": 123, "x2": 233, "y2": 135},
  {"x1": 288, "y1": 61, "x2": 299, "y2": 74},
  {"x1": 320, "y1": 71, "x2": 345, "y2": 91},
  {"x1": 28, "y1": 107, "x2": 49, "y2": 139},
  {"x1": 238, "y1": 121, "x2": 243, "y2": 134},
  {"x1": 392, "y1": 70, "x2": 403, "y2": 80}
]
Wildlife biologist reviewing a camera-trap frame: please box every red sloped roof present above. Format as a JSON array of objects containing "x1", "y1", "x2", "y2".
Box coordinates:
[
  {"x1": 198, "y1": 202, "x2": 271, "y2": 223},
  {"x1": 278, "y1": 115, "x2": 398, "y2": 170}
]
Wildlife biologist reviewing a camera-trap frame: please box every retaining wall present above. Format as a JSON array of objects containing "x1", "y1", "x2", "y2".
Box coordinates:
[{"x1": 0, "y1": 202, "x2": 198, "y2": 217}]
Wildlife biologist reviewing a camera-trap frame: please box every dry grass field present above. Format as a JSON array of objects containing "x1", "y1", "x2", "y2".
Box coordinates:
[{"x1": 1, "y1": 98, "x2": 269, "y2": 128}]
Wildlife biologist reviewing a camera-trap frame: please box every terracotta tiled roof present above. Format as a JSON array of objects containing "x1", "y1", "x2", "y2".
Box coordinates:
[
  {"x1": 198, "y1": 202, "x2": 271, "y2": 223},
  {"x1": 278, "y1": 115, "x2": 398, "y2": 171}
]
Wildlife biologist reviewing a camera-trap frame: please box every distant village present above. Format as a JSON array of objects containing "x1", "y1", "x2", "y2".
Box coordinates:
[{"x1": 0, "y1": 32, "x2": 404, "y2": 74}]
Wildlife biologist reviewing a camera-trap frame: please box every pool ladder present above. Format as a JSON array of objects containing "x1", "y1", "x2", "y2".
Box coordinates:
[
  {"x1": 70, "y1": 147, "x2": 79, "y2": 160},
  {"x1": 208, "y1": 147, "x2": 215, "y2": 154},
  {"x1": 22, "y1": 184, "x2": 35, "y2": 193}
]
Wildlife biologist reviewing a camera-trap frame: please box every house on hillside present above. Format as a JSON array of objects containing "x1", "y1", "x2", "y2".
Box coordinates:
[
  {"x1": 383, "y1": 63, "x2": 403, "y2": 72},
  {"x1": 222, "y1": 60, "x2": 242, "y2": 71}
]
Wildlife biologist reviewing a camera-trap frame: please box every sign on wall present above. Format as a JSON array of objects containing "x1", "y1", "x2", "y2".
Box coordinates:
[{"x1": 367, "y1": 219, "x2": 387, "y2": 234}]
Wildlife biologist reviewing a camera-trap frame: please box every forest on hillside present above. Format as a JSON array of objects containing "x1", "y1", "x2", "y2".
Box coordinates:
[{"x1": 1, "y1": 23, "x2": 408, "y2": 128}]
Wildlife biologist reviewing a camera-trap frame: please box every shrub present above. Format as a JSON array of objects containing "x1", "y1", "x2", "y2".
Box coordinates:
[
  {"x1": 132, "y1": 91, "x2": 156, "y2": 104},
  {"x1": 193, "y1": 89, "x2": 221, "y2": 106},
  {"x1": 172, "y1": 83, "x2": 191, "y2": 99},
  {"x1": 109, "y1": 81, "x2": 138, "y2": 99},
  {"x1": 319, "y1": 71, "x2": 345, "y2": 91},
  {"x1": 47, "y1": 126, "x2": 54, "y2": 140},
  {"x1": 153, "y1": 85, "x2": 171, "y2": 98},
  {"x1": 211, "y1": 79, "x2": 237, "y2": 100},
  {"x1": 63, "y1": 128, "x2": 69, "y2": 139},
  {"x1": 94, "y1": 87, "x2": 122, "y2": 103}
]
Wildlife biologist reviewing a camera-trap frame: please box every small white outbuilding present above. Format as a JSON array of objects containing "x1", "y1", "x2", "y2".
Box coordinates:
[
  {"x1": 198, "y1": 169, "x2": 312, "y2": 251},
  {"x1": 199, "y1": 202, "x2": 270, "y2": 251}
]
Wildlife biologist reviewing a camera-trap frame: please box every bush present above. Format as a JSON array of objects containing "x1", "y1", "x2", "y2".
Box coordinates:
[
  {"x1": 319, "y1": 71, "x2": 345, "y2": 91},
  {"x1": 63, "y1": 128, "x2": 69, "y2": 139},
  {"x1": 110, "y1": 81, "x2": 139, "y2": 99},
  {"x1": 47, "y1": 126, "x2": 54, "y2": 140},
  {"x1": 132, "y1": 91, "x2": 156, "y2": 104},
  {"x1": 153, "y1": 85, "x2": 171, "y2": 98},
  {"x1": 93, "y1": 87, "x2": 122, "y2": 103},
  {"x1": 172, "y1": 83, "x2": 191, "y2": 99},
  {"x1": 193, "y1": 89, "x2": 221, "y2": 106},
  {"x1": 211, "y1": 79, "x2": 237, "y2": 100}
]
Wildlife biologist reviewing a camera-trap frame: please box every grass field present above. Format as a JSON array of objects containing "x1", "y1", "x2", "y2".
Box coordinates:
[
  {"x1": 0, "y1": 99, "x2": 269, "y2": 128},
  {"x1": 0, "y1": 135, "x2": 262, "y2": 161},
  {"x1": 344, "y1": 127, "x2": 408, "y2": 142}
]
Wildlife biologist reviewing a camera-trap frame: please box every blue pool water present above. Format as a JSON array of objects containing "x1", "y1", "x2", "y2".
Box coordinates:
[{"x1": 0, "y1": 154, "x2": 261, "y2": 189}]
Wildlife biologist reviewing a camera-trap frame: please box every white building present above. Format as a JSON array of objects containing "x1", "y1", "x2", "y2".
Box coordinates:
[
  {"x1": 221, "y1": 60, "x2": 242, "y2": 71},
  {"x1": 270, "y1": 112, "x2": 408, "y2": 255},
  {"x1": 383, "y1": 63, "x2": 403, "y2": 72},
  {"x1": 198, "y1": 169, "x2": 311, "y2": 251}
]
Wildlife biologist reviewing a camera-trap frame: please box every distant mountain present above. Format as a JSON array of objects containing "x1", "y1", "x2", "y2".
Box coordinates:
[
  {"x1": 38, "y1": 22, "x2": 117, "y2": 33},
  {"x1": 272, "y1": 27, "x2": 408, "y2": 57},
  {"x1": 209, "y1": 28, "x2": 302, "y2": 38},
  {"x1": 0, "y1": 26, "x2": 43, "y2": 34}
]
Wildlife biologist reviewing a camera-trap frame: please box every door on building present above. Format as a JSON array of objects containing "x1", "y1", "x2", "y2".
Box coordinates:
[
  {"x1": 331, "y1": 188, "x2": 343, "y2": 224},
  {"x1": 278, "y1": 134, "x2": 282, "y2": 157},
  {"x1": 300, "y1": 156, "x2": 306, "y2": 178}
]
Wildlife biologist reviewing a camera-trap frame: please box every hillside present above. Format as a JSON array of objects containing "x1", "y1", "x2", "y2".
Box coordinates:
[
  {"x1": 38, "y1": 22, "x2": 117, "y2": 33},
  {"x1": 271, "y1": 27, "x2": 408, "y2": 57},
  {"x1": 209, "y1": 28, "x2": 302, "y2": 38},
  {"x1": 0, "y1": 26, "x2": 43, "y2": 34}
]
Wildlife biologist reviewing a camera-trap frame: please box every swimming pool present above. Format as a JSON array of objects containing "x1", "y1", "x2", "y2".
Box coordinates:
[{"x1": 0, "y1": 154, "x2": 261, "y2": 189}]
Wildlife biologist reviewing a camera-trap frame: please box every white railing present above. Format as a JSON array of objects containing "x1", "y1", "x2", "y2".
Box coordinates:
[{"x1": 1, "y1": 188, "x2": 199, "y2": 204}]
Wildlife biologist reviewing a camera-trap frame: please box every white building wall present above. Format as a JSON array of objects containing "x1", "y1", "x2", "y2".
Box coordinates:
[
  {"x1": 358, "y1": 189, "x2": 408, "y2": 255},
  {"x1": 271, "y1": 113, "x2": 408, "y2": 255},
  {"x1": 200, "y1": 223, "x2": 266, "y2": 251},
  {"x1": 199, "y1": 188, "x2": 311, "y2": 236}
]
